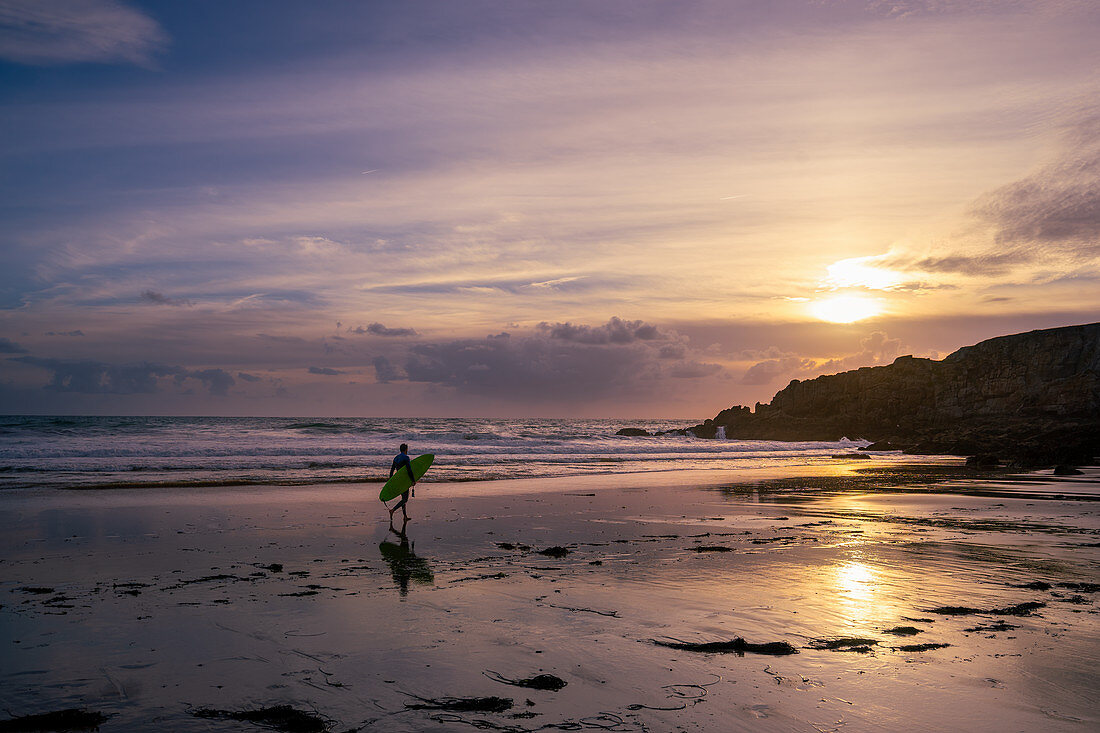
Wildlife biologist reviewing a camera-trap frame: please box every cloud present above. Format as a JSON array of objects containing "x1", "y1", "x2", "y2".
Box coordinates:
[
  {"x1": 352, "y1": 322, "x2": 418, "y2": 337},
  {"x1": 186, "y1": 368, "x2": 235, "y2": 397},
  {"x1": 372, "y1": 355, "x2": 404, "y2": 383},
  {"x1": 14, "y1": 356, "x2": 181, "y2": 393},
  {"x1": 817, "y1": 331, "x2": 903, "y2": 372},
  {"x1": 668, "y1": 360, "x2": 723, "y2": 379},
  {"x1": 404, "y1": 335, "x2": 647, "y2": 400},
  {"x1": 741, "y1": 331, "x2": 903, "y2": 385},
  {"x1": 237, "y1": 371, "x2": 262, "y2": 382},
  {"x1": 398, "y1": 318, "x2": 715, "y2": 402},
  {"x1": 0, "y1": 337, "x2": 28, "y2": 353},
  {"x1": 537, "y1": 317, "x2": 665, "y2": 345},
  {"x1": 0, "y1": 0, "x2": 168, "y2": 67},
  {"x1": 13, "y1": 356, "x2": 236, "y2": 396},
  {"x1": 969, "y1": 110, "x2": 1100, "y2": 254},
  {"x1": 44, "y1": 329, "x2": 85, "y2": 336},
  {"x1": 742, "y1": 355, "x2": 818, "y2": 385},
  {"x1": 308, "y1": 366, "x2": 344, "y2": 376},
  {"x1": 140, "y1": 290, "x2": 193, "y2": 307}
]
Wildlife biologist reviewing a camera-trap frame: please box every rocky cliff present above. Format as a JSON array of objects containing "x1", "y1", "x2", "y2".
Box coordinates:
[{"x1": 689, "y1": 323, "x2": 1100, "y2": 466}]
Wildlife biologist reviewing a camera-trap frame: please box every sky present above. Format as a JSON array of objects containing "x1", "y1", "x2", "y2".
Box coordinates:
[{"x1": 1, "y1": 0, "x2": 1098, "y2": 418}]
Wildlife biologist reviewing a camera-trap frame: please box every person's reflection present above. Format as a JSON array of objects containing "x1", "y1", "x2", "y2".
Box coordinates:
[{"x1": 379, "y1": 518, "x2": 434, "y2": 596}]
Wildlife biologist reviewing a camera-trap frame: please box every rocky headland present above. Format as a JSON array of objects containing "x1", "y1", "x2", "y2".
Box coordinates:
[{"x1": 680, "y1": 323, "x2": 1100, "y2": 467}]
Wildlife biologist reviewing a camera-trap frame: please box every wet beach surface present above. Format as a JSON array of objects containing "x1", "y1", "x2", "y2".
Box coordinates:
[{"x1": 1, "y1": 462, "x2": 1097, "y2": 732}]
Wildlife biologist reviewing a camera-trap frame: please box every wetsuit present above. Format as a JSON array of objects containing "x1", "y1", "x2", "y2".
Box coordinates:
[{"x1": 389, "y1": 451, "x2": 416, "y2": 513}]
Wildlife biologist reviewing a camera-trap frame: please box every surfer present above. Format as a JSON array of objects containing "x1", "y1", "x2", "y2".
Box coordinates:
[{"x1": 388, "y1": 443, "x2": 417, "y2": 521}]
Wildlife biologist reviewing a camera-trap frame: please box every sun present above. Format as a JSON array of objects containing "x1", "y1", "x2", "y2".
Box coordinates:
[{"x1": 809, "y1": 295, "x2": 881, "y2": 323}]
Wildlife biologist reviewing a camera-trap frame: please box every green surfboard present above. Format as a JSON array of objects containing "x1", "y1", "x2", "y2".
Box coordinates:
[{"x1": 379, "y1": 454, "x2": 434, "y2": 502}]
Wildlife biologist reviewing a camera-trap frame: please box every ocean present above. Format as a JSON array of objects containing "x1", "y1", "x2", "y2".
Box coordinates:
[{"x1": 0, "y1": 416, "x2": 868, "y2": 492}]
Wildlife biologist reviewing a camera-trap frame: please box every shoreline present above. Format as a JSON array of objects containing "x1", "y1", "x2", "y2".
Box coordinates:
[
  {"x1": 2, "y1": 454, "x2": 965, "y2": 506},
  {"x1": 2, "y1": 459, "x2": 1097, "y2": 732}
]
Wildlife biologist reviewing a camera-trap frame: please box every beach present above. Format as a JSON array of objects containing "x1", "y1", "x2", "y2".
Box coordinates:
[{"x1": 2, "y1": 459, "x2": 1098, "y2": 732}]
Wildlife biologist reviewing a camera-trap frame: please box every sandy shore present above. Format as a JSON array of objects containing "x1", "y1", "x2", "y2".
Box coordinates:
[{"x1": 2, "y1": 460, "x2": 1098, "y2": 732}]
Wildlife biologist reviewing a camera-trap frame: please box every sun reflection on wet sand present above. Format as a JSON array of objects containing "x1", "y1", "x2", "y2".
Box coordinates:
[{"x1": 832, "y1": 559, "x2": 878, "y2": 627}]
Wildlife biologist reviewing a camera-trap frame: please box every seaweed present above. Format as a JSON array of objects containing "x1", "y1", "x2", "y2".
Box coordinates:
[
  {"x1": 546, "y1": 603, "x2": 619, "y2": 617},
  {"x1": 653, "y1": 637, "x2": 798, "y2": 655},
  {"x1": 883, "y1": 626, "x2": 923, "y2": 636},
  {"x1": 192, "y1": 705, "x2": 328, "y2": 732},
  {"x1": 449, "y1": 573, "x2": 509, "y2": 583},
  {"x1": 1011, "y1": 581, "x2": 1051, "y2": 590},
  {"x1": 0, "y1": 709, "x2": 107, "y2": 732},
  {"x1": 892, "y1": 643, "x2": 951, "y2": 652},
  {"x1": 495, "y1": 543, "x2": 531, "y2": 551},
  {"x1": 807, "y1": 638, "x2": 879, "y2": 653},
  {"x1": 964, "y1": 620, "x2": 1018, "y2": 633},
  {"x1": 926, "y1": 601, "x2": 1045, "y2": 616},
  {"x1": 692, "y1": 545, "x2": 733, "y2": 552},
  {"x1": 926, "y1": 606, "x2": 982, "y2": 615},
  {"x1": 991, "y1": 601, "x2": 1045, "y2": 616},
  {"x1": 1058, "y1": 582, "x2": 1099, "y2": 593},
  {"x1": 484, "y1": 671, "x2": 567, "y2": 691},
  {"x1": 404, "y1": 696, "x2": 513, "y2": 713}
]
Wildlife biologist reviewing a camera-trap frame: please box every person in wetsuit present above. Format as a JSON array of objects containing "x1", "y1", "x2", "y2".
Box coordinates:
[{"x1": 388, "y1": 443, "x2": 417, "y2": 522}]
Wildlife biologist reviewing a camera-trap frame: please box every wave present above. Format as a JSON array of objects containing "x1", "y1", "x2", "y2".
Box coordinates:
[{"x1": 282, "y1": 422, "x2": 351, "y2": 431}]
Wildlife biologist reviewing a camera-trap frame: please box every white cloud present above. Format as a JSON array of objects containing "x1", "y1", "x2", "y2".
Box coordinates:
[{"x1": 0, "y1": 0, "x2": 167, "y2": 66}]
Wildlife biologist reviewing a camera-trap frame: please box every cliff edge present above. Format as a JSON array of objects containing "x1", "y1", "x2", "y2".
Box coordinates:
[{"x1": 688, "y1": 323, "x2": 1100, "y2": 466}]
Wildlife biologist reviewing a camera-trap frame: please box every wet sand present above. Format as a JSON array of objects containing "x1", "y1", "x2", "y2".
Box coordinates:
[{"x1": 2, "y1": 460, "x2": 1098, "y2": 732}]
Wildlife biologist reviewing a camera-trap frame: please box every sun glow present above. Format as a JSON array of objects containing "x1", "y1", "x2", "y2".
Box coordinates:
[
  {"x1": 809, "y1": 295, "x2": 882, "y2": 323},
  {"x1": 825, "y1": 258, "x2": 904, "y2": 290}
]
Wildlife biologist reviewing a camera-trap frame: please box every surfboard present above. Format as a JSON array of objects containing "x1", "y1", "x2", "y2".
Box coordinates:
[{"x1": 379, "y1": 454, "x2": 434, "y2": 502}]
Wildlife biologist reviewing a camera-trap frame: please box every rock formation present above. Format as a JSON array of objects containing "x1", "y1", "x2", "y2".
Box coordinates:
[{"x1": 688, "y1": 323, "x2": 1100, "y2": 466}]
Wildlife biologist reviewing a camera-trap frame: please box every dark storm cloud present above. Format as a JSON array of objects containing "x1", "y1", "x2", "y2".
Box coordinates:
[
  {"x1": 537, "y1": 317, "x2": 664, "y2": 344},
  {"x1": 13, "y1": 356, "x2": 236, "y2": 396},
  {"x1": 140, "y1": 290, "x2": 193, "y2": 307},
  {"x1": 308, "y1": 366, "x2": 344, "y2": 376},
  {"x1": 969, "y1": 111, "x2": 1100, "y2": 254},
  {"x1": 0, "y1": 337, "x2": 28, "y2": 353},
  {"x1": 351, "y1": 322, "x2": 418, "y2": 337}
]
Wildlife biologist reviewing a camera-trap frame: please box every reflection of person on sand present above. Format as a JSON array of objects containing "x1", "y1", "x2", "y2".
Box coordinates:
[
  {"x1": 387, "y1": 443, "x2": 417, "y2": 521},
  {"x1": 379, "y1": 520, "x2": 433, "y2": 596}
]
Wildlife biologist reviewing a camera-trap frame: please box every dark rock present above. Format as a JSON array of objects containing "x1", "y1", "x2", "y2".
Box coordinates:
[
  {"x1": 615, "y1": 427, "x2": 650, "y2": 436},
  {"x1": 966, "y1": 454, "x2": 1000, "y2": 468},
  {"x1": 1053, "y1": 464, "x2": 1083, "y2": 475},
  {"x1": 537, "y1": 546, "x2": 570, "y2": 558},
  {"x1": 683, "y1": 323, "x2": 1100, "y2": 465}
]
